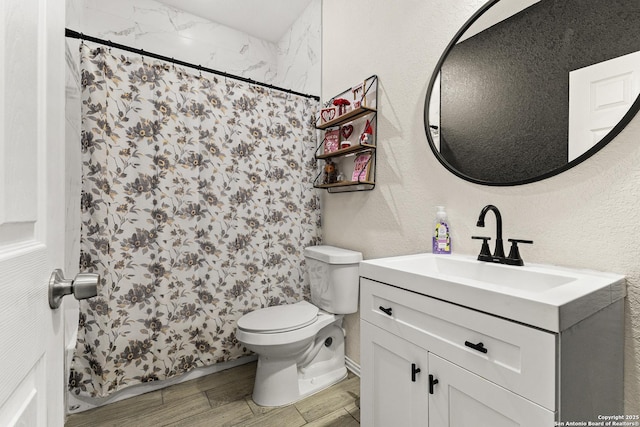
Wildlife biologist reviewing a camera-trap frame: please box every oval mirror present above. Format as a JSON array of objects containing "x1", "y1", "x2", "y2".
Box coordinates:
[{"x1": 424, "y1": 0, "x2": 640, "y2": 186}]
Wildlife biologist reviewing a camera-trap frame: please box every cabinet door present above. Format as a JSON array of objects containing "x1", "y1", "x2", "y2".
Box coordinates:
[
  {"x1": 361, "y1": 321, "x2": 429, "y2": 427},
  {"x1": 428, "y1": 354, "x2": 555, "y2": 427}
]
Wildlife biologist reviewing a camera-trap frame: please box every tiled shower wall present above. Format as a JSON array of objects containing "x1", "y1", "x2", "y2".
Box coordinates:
[{"x1": 71, "y1": 0, "x2": 321, "y2": 96}]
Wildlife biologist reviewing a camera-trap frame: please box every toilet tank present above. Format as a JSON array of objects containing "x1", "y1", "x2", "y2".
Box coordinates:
[{"x1": 304, "y1": 245, "x2": 363, "y2": 314}]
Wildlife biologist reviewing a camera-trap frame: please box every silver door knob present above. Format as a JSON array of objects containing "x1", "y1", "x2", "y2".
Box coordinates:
[{"x1": 48, "y1": 269, "x2": 99, "y2": 309}]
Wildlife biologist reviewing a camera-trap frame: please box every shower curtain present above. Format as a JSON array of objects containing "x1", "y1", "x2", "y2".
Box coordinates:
[{"x1": 70, "y1": 43, "x2": 321, "y2": 398}]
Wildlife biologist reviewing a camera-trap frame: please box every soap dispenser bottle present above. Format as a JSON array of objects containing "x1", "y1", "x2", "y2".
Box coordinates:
[{"x1": 433, "y1": 206, "x2": 451, "y2": 254}]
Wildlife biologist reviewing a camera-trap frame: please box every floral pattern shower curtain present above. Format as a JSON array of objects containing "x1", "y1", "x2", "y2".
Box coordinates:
[{"x1": 70, "y1": 44, "x2": 321, "y2": 398}]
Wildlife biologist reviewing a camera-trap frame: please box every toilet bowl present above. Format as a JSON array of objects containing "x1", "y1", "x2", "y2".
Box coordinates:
[
  {"x1": 236, "y1": 245, "x2": 362, "y2": 407},
  {"x1": 237, "y1": 301, "x2": 346, "y2": 407}
]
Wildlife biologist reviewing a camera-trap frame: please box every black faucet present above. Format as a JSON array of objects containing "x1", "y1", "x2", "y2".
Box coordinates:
[
  {"x1": 474, "y1": 205, "x2": 533, "y2": 265},
  {"x1": 476, "y1": 205, "x2": 505, "y2": 261}
]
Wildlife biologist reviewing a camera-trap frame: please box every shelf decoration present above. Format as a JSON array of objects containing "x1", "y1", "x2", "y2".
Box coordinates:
[
  {"x1": 323, "y1": 159, "x2": 339, "y2": 184},
  {"x1": 352, "y1": 152, "x2": 372, "y2": 182},
  {"x1": 323, "y1": 129, "x2": 340, "y2": 154},
  {"x1": 333, "y1": 98, "x2": 351, "y2": 116},
  {"x1": 341, "y1": 125, "x2": 353, "y2": 149},
  {"x1": 321, "y1": 107, "x2": 337, "y2": 124},
  {"x1": 351, "y1": 81, "x2": 366, "y2": 108},
  {"x1": 360, "y1": 119, "x2": 373, "y2": 144},
  {"x1": 313, "y1": 75, "x2": 377, "y2": 193},
  {"x1": 341, "y1": 125, "x2": 354, "y2": 139}
]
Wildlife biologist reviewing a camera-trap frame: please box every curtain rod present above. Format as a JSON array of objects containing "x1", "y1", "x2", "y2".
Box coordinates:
[{"x1": 65, "y1": 28, "x2": 320, "y2": 101}]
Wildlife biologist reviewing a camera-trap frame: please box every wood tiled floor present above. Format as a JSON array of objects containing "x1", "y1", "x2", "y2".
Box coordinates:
[{"x1": 65, "y1": 362, "x2": 360, "y2": 427}]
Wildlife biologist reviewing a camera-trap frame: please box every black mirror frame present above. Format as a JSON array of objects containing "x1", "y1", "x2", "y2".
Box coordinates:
[{"x1": 423, "y1": 0, "x2": 640, "y2": 186}]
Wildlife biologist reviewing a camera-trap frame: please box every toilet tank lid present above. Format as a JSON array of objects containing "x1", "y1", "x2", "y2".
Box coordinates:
[{"x1": 304, "y1": 245, "x2": 363, "y2": 264}]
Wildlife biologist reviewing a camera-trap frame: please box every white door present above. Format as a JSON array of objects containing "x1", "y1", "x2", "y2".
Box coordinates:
[
  {"x1": 360, "y1": 321, "x2": 429, "y2": 427},
  {"x1": 428, "y1": 354, "x2": 554, "y2": 427},
  {"x1": 568, "y1": 50, "x2": 640, "y2": 162},
  {"x1": 0, "y1": 0, "x2": 67, "y2": 425}
]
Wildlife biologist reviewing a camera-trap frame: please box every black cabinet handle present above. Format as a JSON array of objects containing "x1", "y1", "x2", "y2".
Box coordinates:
[
  {"x1": 429, "y1": 374, "x2": 439, "y2": 394},
  {"x1": 411, "y1": 363, "x2": 421, "y2": 382},
  {"x1": 379, "y1": 306, "x2": 393, "y2": 316},
  {"x1": 465, "y1": 340, "x2": 488, "y2": 354}
]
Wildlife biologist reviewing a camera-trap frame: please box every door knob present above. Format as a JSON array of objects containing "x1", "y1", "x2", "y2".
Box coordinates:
[{"x1": 48, "y1": 269, "x2": 99, "y2": 309}]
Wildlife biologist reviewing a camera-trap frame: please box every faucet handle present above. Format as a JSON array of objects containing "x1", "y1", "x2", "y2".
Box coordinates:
[
  {"x1": 472, "y1": 236, "x2": 492, "y2": 262},
  {"x1": 505, "y1": 239, "x2": 533, "y2": 266}
]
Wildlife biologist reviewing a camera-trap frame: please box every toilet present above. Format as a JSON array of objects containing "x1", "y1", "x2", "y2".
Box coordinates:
[{"x1": 236, "y1": 245, "x2": 362, "y2": 407}]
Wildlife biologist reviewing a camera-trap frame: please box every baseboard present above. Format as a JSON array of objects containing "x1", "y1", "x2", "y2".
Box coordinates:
[{"x1": 345, "y1": 356, "x2": 360, "y2": 377}]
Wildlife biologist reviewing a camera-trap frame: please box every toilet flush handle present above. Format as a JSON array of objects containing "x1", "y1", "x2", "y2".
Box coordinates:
[{"x1": 48, "y1": 269, "x2": 99, "y2": 309}]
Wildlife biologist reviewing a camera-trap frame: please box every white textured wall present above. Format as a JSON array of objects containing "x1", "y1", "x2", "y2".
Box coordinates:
[
  {"x1": 322, "y1": 0, "x2": 640, "y2": 413},
  {"x1": 75, "y1": 0, "x2": 320, "y2": 95}
]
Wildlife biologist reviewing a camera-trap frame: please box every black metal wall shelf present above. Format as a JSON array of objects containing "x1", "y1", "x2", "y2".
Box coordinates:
[{"x1": 313, "y1": 75, "x2": 378, "y2": 193}]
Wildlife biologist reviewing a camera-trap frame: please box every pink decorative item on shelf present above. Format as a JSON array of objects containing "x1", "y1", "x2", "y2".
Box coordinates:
[
  {"x1": 321, "y1": 107, "x2": 336, "y2": 124},
  {"x1": 323, "y1": 129, "x2": 340, "y2": 154},
  {"x1": 341, "y1": 125, "x2": 353, "y2": 139},
  {"x1": 340, "y1": 125, "x2": 353, "y2": 149},
  {"x1": 351, "y1": 81, "x2": 366, "y2": 107},
  {"x1": 332, "y1": 98, "x2": 351, "y2": 115},
  {"x1": 352, "y1": 153, "x2": 371, "y2": 182}
]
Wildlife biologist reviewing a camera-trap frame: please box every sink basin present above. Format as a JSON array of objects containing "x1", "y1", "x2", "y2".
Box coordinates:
[
  {"x1": 359, "y1": 253, "x2": 625, "y2": 332},
  {"x1": 388, "y1": 255, "x2": 577, "y2": 293}
]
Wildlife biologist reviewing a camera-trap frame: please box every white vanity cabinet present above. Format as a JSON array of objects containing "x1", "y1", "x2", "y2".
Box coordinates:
[
  {"x1": 427, "y1": 353, "x2": 552, "y2": 426},
  {"x1": 360, "y1": 277, "x2": 624, "y2": 426},
  {"x1": 361, "y1": 322, "x2": 429, "y2": 426}
]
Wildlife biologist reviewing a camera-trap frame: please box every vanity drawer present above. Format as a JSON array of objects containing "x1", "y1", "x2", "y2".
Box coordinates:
[{"x1": 360, "y1": 278, "x2": 556, "y2": 410}]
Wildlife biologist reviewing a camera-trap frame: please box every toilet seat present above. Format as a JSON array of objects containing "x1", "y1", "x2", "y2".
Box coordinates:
[{"x1": 237, "y1": 301, "x2": 319, "y2": 333}]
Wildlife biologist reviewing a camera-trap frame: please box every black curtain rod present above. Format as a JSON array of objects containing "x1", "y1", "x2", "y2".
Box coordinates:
[{"x1": 65, "y1": 28, "x2": 320, "y2": 101}]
